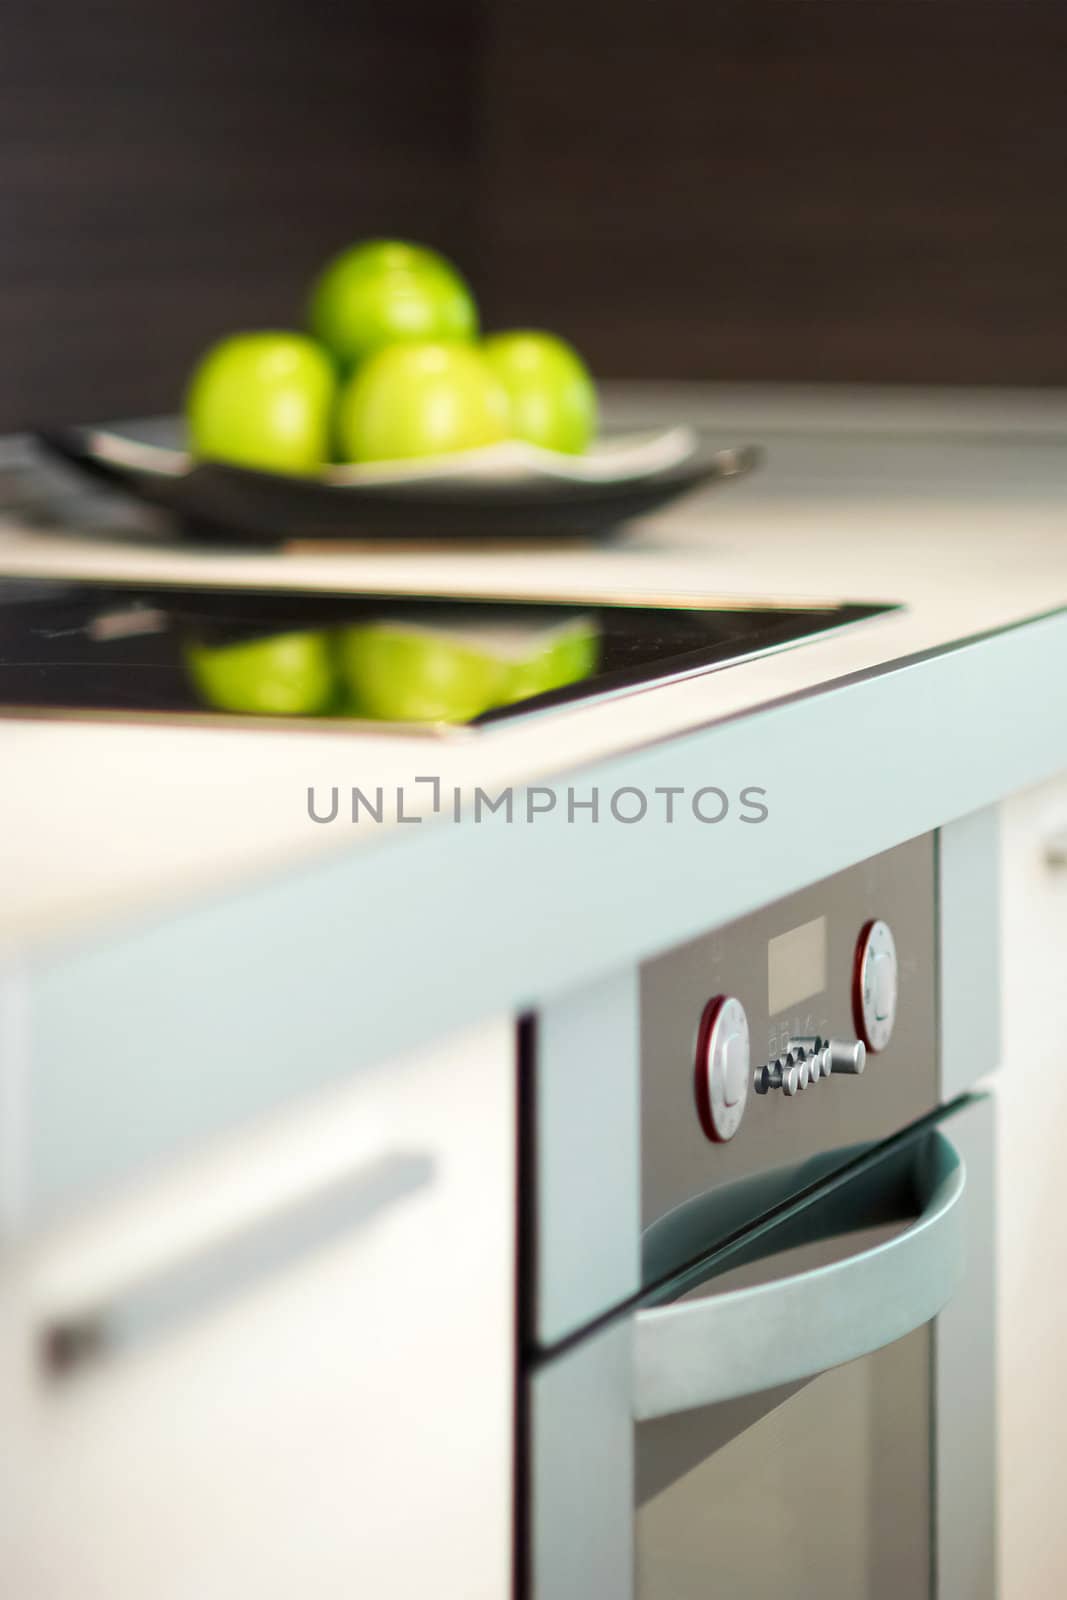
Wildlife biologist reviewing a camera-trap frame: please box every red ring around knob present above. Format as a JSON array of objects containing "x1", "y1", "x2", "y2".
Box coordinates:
[{"x1": 694, "y1": 994, "x2": 729, "y2": 1143}]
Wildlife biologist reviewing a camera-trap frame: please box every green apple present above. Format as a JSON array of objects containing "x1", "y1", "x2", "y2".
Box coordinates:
[
  {"x1": 183, "y1": 630, "x2": 336, "y2": 716},
  {"x1": 336, "y1": 619, "x2": 511, "y2": 722},
  {"x1": 335, "y1": 613, "x2": 598, "y2": 723},
  {"x1": 308, "y1": 240, "x2": 478, "y2": 368},
  {"x1": 498, "y1": 617, "x2": 599, "y2": 703},
  {"x1": 481, "y1": 330, "x2": 598, "y2": 455},
  {"x1": 185, "y1": 333, "x2": 335, "y2": 475},
  {"x1": 336, "y1": 342, "x2": 510, "y2": 463}
]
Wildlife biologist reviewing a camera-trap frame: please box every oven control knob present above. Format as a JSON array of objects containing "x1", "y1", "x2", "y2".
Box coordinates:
[
  {"x1": 826, "y1": 1038, "x2": 866, "y2": 1076},
  {"x1": 852, "y1": 919, "x2": 898, "y2": 1053},
  {"x1": 694, "y1": 996, "x2": 750, "y2": 1143},
  {"x1": 754, "y1": 1055, "x2": 801, "y2": 1097},
  {"x1": 790, "y1": 1038, "x2": 826, "y2": 1081},
  {"x1": 790, "y1": 1035, "x2": 866, "y2": 1077}
]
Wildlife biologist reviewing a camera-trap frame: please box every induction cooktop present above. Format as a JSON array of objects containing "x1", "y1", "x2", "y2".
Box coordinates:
[{"x1": 0, "y1": 576, "x2": 894, "y2": 735}]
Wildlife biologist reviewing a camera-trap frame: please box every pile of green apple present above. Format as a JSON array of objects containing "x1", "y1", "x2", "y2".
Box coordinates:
[
  {"x1": 185, "y1": 239, "x2": 598, "y2": 473},
  {"x1": 184, "y1": 611, "x2": 599, "y2": 722}
]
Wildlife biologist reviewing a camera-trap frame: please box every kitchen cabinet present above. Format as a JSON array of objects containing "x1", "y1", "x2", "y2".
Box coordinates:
[
  {"x1": 999, "y1": 774, "x2": 1067, "y2": 1598},
  {"x1": 0, "y1": 1017, "x2": 515, "y2": 1600}
]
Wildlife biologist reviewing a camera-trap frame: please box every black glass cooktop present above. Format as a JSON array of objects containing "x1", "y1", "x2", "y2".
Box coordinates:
[{"x1": 0, "y1": 576, "x2": 893, "y2": 734}]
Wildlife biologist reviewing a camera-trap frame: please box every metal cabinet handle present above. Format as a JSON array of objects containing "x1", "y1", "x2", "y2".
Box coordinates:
[
  {"x1": 632, "y1": 1128, "x2": 964, "y2": 1422},
  {"x1": 42, "y1": 1149, "x2": 435, "y2": 1375}
]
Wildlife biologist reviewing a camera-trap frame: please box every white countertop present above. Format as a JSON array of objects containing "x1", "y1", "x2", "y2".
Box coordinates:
[{"x1": 2, "y1": 383, "x2": 1067, "y2": 953}]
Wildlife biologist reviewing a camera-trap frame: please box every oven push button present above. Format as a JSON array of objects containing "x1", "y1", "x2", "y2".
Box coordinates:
[
  {"x1": 694, "y1": 996, "x2": 750, "y2": 1143},
  {"x1": 754, "y1": 1051, "x2": 805, "y2": 1096},
  {"x1": 790, "y1": 1035, "x2": 867, "y2": 1077}
]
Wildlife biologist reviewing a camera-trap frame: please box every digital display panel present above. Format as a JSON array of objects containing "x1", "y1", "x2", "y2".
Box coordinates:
[{"x1": 768, "y1": 916, "x2": 827, "y2": 1015}]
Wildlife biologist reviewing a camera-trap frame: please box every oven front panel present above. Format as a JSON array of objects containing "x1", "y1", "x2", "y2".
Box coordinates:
[
  {"x1": 526, "y1": 1096, "x2": 995, "y2": 1600},
  {"x1": 528, "y1": 823, "x2": 997, "y2": 1600},
  {"x1": 640, "y1": 833, "x2": 937, "y2": 1284},
  {"x1": 637, "y1": 1321, "x2": 932, "y2": 1600}
]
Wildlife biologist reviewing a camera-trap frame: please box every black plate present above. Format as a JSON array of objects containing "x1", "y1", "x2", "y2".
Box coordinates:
[{"x1": 35, "y1": 423, "x2": 762, "y2": 545}]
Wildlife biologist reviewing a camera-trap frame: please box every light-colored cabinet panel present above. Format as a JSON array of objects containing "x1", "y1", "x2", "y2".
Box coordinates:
[
  {"x1": 0, "y1": 1017, "x2": 515, "y2": 1600},
  {"x1": 999, "y1": 776, "x2": 1067, "y2": 1599}
]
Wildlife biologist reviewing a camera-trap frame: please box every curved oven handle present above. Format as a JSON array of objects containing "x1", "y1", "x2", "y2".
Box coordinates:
[{"x1": 632, "y1": 1128, "x2": 965, "y2": 1422}]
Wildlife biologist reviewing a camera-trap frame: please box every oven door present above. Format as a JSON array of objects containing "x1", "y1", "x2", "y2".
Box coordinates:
[{"x1": 526, "y1": 1095, "x2": 994, "y2": 1600}]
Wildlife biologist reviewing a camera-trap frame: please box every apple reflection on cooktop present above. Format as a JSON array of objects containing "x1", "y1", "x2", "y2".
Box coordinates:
[{"x1": 0, "y1": 577, "x2": 894, "y2": 733}]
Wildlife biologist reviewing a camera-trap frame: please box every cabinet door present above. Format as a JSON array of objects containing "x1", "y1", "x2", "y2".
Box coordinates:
[
  {"x1": 0, "y1": 1017, "x2": 515, "y2": 1600},
  {"x1": 999, "y1": 776, "x2": 1067, "y2": 1598}
]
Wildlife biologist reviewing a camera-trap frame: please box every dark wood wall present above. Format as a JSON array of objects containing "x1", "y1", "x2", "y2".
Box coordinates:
[
  {"x1": 0, "y1": 1, "x2": 481, "y2": 430},
  {"x1": 479, "y1": 0, "x2": 1067, "y2": 384},
  {"x1": 6, "y1": 0, "x2": 1067, "y2": 431}
]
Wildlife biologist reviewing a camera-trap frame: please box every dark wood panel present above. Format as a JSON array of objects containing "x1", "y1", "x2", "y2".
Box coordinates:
[
  {"x1": 7, "y1": 0, "x2": 1067, "y2": 416},
  {"x1": 0, "y1": 0, "x2": 482, "y2": 429},
  {"x1": 479, "y1": 0, "x2": 1067, "y2": 382}
]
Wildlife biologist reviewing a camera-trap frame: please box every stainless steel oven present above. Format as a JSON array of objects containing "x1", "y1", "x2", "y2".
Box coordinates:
[{"x1": 522, "y1": 816, "x2": 998, "y2": 1598}]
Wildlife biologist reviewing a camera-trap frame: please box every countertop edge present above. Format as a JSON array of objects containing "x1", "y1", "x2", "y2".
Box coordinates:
[{"x1": 11, "y1": 603, "x2": 1067, "y2": 1228}]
